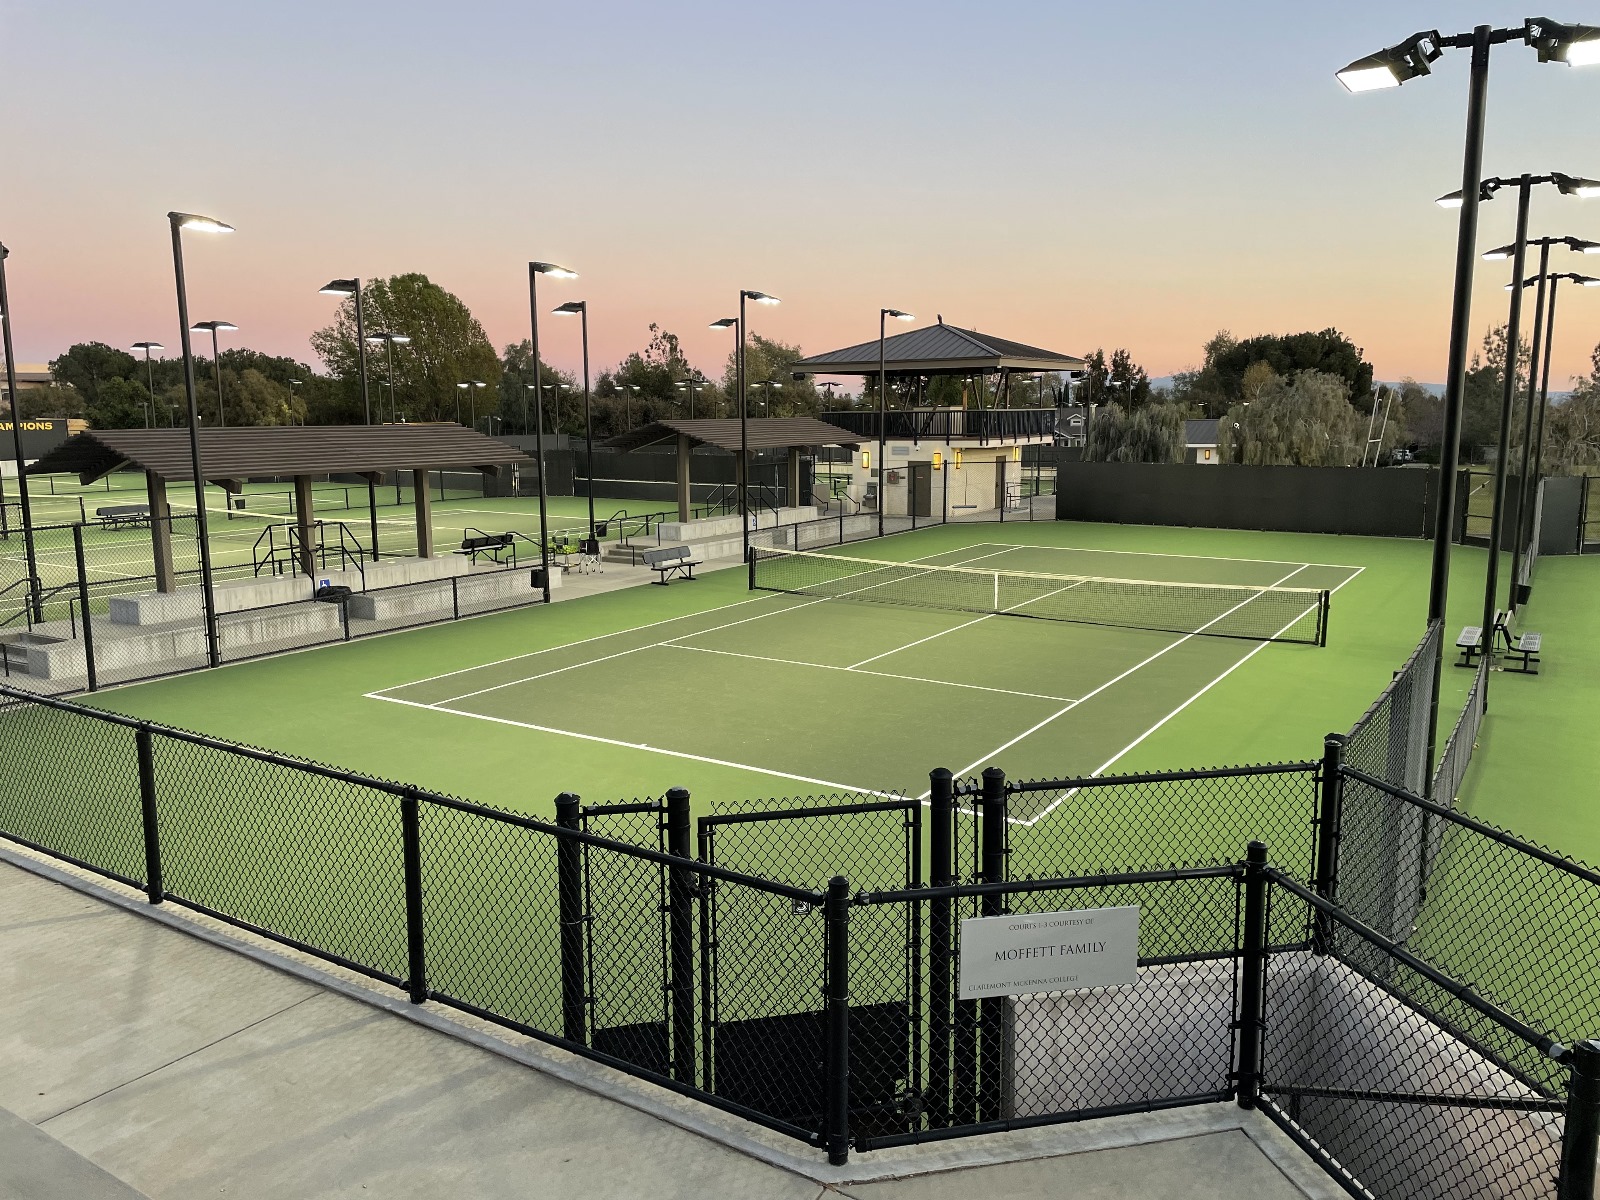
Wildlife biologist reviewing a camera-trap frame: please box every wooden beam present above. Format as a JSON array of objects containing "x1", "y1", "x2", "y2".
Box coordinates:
[
  {"x1": 413, "y1": 467, "x2": 434, "y2": 558},
  {"x1": 676, "y1": 434, "x2": 691, "y2": 523},
  {"x1": 146, "y1": 470, "x2": 176, "y2": 593},
  {"x1": 294, "y1": 475, "x2": 316, "y2": 578}
]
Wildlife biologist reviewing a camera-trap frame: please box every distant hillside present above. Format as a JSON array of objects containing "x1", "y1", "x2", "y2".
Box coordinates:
[{"x1": 1148, "y1": 377, "x2": 1573, "y2": 402}]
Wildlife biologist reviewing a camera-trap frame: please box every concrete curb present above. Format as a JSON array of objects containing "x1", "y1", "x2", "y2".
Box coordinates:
[{"x1": 0, "y1": 843, "x2": 1341, "y2": 1194}]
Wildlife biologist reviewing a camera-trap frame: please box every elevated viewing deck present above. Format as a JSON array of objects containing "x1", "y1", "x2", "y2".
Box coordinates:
[{"x1": 819, "y1": 407, "x2": 1057, "y2": 444}]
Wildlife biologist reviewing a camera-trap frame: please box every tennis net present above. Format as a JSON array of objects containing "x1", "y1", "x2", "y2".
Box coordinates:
[{"x1": 749, "y1": 547, "x2": 1330, "y2": 645}]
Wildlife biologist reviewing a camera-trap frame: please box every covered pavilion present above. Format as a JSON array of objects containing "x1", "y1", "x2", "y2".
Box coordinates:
[
  {"x1": 26, "y1": 425, "x2": 533, "y2": 588},
  {"x1": 603, "y1": 416, "x2": 860, "y2": 520}
]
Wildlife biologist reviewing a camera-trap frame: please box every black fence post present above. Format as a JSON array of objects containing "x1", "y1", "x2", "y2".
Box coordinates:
[
  {"x1": 555, "y1": 792, "x2": 588, "y2": 1044},
  {"x1": 451, "y1": 575, "x2": 460, "y2": 621},
  {"x1": 72, "y1": 524, "x2": 96, "y2": 691},
  {"x1": 136, "y1": 727, "x2": 164, "y2": 904},
  {"x1": 928, "y1": 768, "x2": 954, "y2": 1129},
  {"x1": 1312, "y1": 734, "x2": 1345, "y2": 955},
  {"x1": 665, "y1": 787, "x2": 696, "y2": 1087},
  {"x1": 1237, "y1": 841, "x2": 1269, "y2": 1109},
  {"x1": 824, "y1": 874, "x2": 851, "y2": 1166},
  {"x1": 1560, "y1": 1040, "x2": 1600, "y2": 1199},
  {"x1": 978, "y1": 766, "x2": 1009, "y2": 1122},
  {"x1": 400, "y1": 792, "x2": 428, "y2": 1004}
]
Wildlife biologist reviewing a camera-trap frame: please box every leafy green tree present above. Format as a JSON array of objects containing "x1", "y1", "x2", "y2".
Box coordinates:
[
  {"x1": 49, "y1": 343, "x2": 137, "y2": 407},
  {"x1": 1076, "y1": 348, "x2": 1153, "y2": 410},
  {"x1": 1208, "y1": 329, "x2": 1374, "y2": 405},
  {"x1": 496, "y1": 340, "x2": 577, "y2": 435},
  {"x1": 310, "y1": 274, "x2": 500, "y2": 423},
  {"x1": 1085, "y1": 400, "x2": 1185, "y2": 462},
  {"x1": 719, "y1": 333, "x2": 820, "y2": 419},
  {"x1": 1218, "y1": 370, "x2": 1363, "y2": 466},
  {"x1": 85, "y1": 377, "x2": 150, "y2": 428}
]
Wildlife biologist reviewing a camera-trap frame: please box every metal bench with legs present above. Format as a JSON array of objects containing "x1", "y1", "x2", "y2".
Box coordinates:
[
  {"x1": 1455, "y1": 625, "x2": 1483, "y2": 668},
  {"x1": 642, "y1": 545, "x2": 701, "y2": 584},
  {"x1": 96, "y1": 504, "x2": 152, "y2": 530},
  {"x1": 1504, "y1": 629, "x2": 1542, "y2": 675},
  {"x1": 461, "y1": 531, "x2": 517, "y2": 566}
]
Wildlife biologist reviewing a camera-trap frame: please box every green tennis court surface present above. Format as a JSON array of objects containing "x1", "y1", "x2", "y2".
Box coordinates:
[{"x1": 81, "y1": 520, "x2": 1484, "y2": 826}]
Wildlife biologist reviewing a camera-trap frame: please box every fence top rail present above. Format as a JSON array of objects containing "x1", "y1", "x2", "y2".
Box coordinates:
[
  {"x1": 422, "y1": 793, "x2": 826, "y2": 904},
  {"x1": 1005, "y1": 761, "x2": 1319, "y2": 795},
  {"x1": 0, "y1": 684, "x2": 823, "y2": 903},
  {"x1": 1345, "y1": 620, "x2": 1440, "y2": 741},
  {"x1": 1338, "y1": 763, "x2": 1600, "y2": 888},
  {"x1": 859, "y1": 862, "x2": 1242, "y2": 906},
  {"x1": 701, "y1": 797, "x2": 916, "y2": 827},
  {"x1": 581, "y1": 800, "x2": 663, "y2": 817},
  {"x1": 1266, "y1": 868, "x2": 1566, "y2": 1061}
]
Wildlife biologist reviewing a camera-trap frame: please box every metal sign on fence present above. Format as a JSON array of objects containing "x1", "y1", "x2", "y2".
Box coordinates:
[{"x1": 958, "y1": 906, "x2": 1139, "y2": 1000}]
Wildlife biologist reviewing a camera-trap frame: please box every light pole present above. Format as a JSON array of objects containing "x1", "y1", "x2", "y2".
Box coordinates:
[
  {"x1": 721, "y1": 291, "x2": 779, "y2": 561},
  {"x1": 878, "y1": 308, "x2": 914, "y2": 536},
  {"x1": 1509, "y1": 269, "x2": 1600, "y2": 597},
  {"x1": 191, "y1": 320, "x2": 237, "y2": 427},
  {"x1": 0, "y1": 243, "x2": 41, "y2": 621},
  {"x1": 461, "y1": 379, "x2": 486, "y2": 429},
  {"x1": 552, "y1": 300, "x2": 596, "y2": 538},
  {"x1": 167, "y1": 211, "x2": 234, "y2": 669},
  {"x1": 615, "y1": 382, "x2": 641, "y2": 431},
  {"x1": 1452, "y1": 177, "x2": 1596, "y2": 668},
  {"x1": 675, "y1": 374, "x2": 706, "y2": 418},
  {"x1": 1337, "y1": 17, "x2": 1599, "y2": 793},
  {"x1": 528, "y1": 261, "x2": 577, "y2": 604},
  {"x1": 318, "y1": 278, "x2": 383, "y2": 557},
  {"x1": 755, "y1": 379, "x2": 781, "y2": 415},
  {"x1": 132, "y1": 341, "x2": 164, "y2": 429},
  {"x1": 366, "y1": 332, "x2": 411, "y2": 424}
]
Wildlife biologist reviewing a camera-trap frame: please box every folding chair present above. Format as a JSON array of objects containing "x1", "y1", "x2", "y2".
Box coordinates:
[{"x1": 578, "y1": 536, "x2": 604, "y2": 574}]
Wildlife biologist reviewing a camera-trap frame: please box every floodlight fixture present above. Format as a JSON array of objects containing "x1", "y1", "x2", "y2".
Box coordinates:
[
  {"x1": 319, "y1": 278, "x2": 358, "y2": 296},
  {"x1": 132, "y1": 340, "x2": 164, "y2": 352},
  {"x1": 366, "y1": 332, "x2": 411, "y2": 345},
  {"x1": 1526, "y1": 17, "x2": 1600, "y2": 65},
  {"x1": 168, "y1": 212, "x2": 234, "y2": 234},
  {"x1": 883, "y1": 308, "x2": 914, "y2": 321},
  {"x1": 1336, "y1": 31, "x2": 1444, "y2": 91},
  {"x1": 1554, "y1": 172, "x2": 1600, "y2": 198},
  {"x1": 741, "y1": 290, "x2": 780, "y2": 305},
  {"x1": 530, "y1": 262, "x2": 578, "y2": 279},
  {"x1": 552, "y1": 300, "x2": 586, "y2": 315},
  {"x1": 190, "y1": 320, "x2": 238, "y2": 333},
  {"x1": 709, "y1": 317, "x2": 737, "y2": 329}
]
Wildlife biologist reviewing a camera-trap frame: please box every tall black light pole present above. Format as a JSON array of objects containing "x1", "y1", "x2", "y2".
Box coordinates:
[
  {"x1": 319, "y1": 278, "x2": 382, "y2": 558},
  {"x1": 191, "y1": 320, "x2": 237, "y2": 427},
  {"x1": 132, "y1": 341, "x2": 164, "y2": 429},
  {"x1": 552, "y1": 301, "x2": 596, "y2": 538},
  {"x1": 710, "y1": 317, "x2": 738, "y2": 426},
  {"x1": 725, "y1": 290, "x2": 779, "y2": 561},
  {"x1": 528, "y1": 261, "x2": 577, "y2": 604},
  {"x1": 457, "y1": 382, "x2": 470, "y2": 425},
  {"x1": 1511, "y1": 269, "x2": 1600, "y2": 593},
  {"x1": 0, "y1": 244, "x2": 42, "y2": 621},
  {"x1": 878, "y1": 308, "x2": 914, "y2": 536},
  {"x1": 366, "y1": 332, "x2": 411, "y2": 425},
  {"x1": 675, "y1": 374, "x2": 705, "y2": 418},
  {"x1": 1337, "y1": 17, "x2": 1599, "y2": 793},
  {"x1": 167, "y1": 211, "x2": 233, "y2": 669}
]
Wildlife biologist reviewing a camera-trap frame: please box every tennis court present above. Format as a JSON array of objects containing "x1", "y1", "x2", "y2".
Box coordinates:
[{"x1": 366, "y1": 539, "x2": 1361, "y2": 813}]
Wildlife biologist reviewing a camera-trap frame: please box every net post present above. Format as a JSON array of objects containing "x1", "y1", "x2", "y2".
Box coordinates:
[
  {"x1": 451, "y1": 575, "x2": 460, "y2": 621},
  {"x1": 928, "y1": 768, "x2": 954, "y2": 1129},
  {"x1": 555, "y1": 792, "x2": 588, "y2": 1044},
  {"x1": 665, "y1": 787, "x2": 697, "y2": 1086},
  {"x1": 400, "y1": 791, "x2": 428, "y2": 1004},
  {"x1": 136, "y1": 726, "x2": 164, "y2": 904},
  {"x1": 1236, "y1": 841, "x2": 1268, "y2": 1109},
  {"x1": 824, "y1": 874, "x2": 852, "y2": 1166},
  {"x1": 73, "y1": 524, "x2": 97, "y2": 691},
  {"x1": 1311, "y1": 734, "x2": 1345, "y2": 955},
  {"x1": 977, "y1": 766, "x2": 1010, "y2": 1122},
  {"x1": 1559, "y1": 1040, "x2": 1600, "y2": 1199},
  {"x1": 1319, "y1": 589, "x2": 1330, "y2": 647},
  {"x1": 747, "y1": 545, "x2": 756, "y2": 591}
]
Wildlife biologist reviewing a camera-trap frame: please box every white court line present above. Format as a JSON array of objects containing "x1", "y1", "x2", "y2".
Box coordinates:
[
  {"x1": 438, "y1": 598, "x2": 828, "y2": 704},
  {"x1": 923, "y1": 562, "x2": 1316, "y2": 800},
  {"x1": 1015, "y1": 563, "x2": 1366, "y2": 826},
  {"x1": 663, "y1": 642, "x2": 1079, "y2": 703},
  {"x1": 846, "y1": 614, "x2": 993, "y2": 669},
  {"x1": 962, "y1": 540, "x2": 1367, "y2": 572},
  {"x1": 368, "y1": 693, "x2": 904, "y2": 800}
]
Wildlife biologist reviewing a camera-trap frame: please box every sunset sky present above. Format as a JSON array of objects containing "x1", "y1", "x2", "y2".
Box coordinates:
[{"x1": 3, "y1": 1, "x2": 1599, "y2": 389}]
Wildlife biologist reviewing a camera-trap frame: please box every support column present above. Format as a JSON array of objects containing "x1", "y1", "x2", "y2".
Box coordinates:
[
  {"x1": 146, "y1": 471, "x2": 176, "y2": 593},
  {"x1": 293, "y1": 474, "x2": 315, "y2": 578},
  {"x1": 676, "y1": 434, "x2": 691, "y2": 523},
  {"x1": 786, "y1": 448, "x2": 801, "y2": 509},
  {"x1": 412, "y1": 468, "x2": 433, "y2": 558}
]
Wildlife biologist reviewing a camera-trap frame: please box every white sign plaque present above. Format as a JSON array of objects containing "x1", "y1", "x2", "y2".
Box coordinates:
[{"x1": 959, "y1": 906, "x2": 1139, "y2": 1000}]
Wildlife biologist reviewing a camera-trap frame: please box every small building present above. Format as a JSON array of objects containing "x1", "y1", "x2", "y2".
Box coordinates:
[
  {"x1": 1185, "y1": 419, "x2": 1221, "y2": 466},
  {"x1": 794, "y1": 321, "x2": 1085, "y2": 518}
]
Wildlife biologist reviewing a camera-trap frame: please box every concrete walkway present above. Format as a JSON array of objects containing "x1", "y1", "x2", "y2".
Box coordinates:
[{"x1": 0, "y1": 851, "x2": 1342, "y2": 1200}]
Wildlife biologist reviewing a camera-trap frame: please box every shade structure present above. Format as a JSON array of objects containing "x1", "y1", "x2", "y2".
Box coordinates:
[
  {"x1": 27, "y1": 424, "x2": 533, "y2": 486},
  {"x1": 602, "y1": 417, "x2": 860, "y2": 454},
  {"x1": 793, "y1": 320, "x2": 1085, "y2": 377}
]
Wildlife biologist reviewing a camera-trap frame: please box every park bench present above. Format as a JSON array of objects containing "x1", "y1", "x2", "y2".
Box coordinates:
[
  {"x1": 643, "y1": 545, "x2": 700, "y2": 585},
  {"x1": 461, "y1": 531, "x2": 516, "y2": 566},
  {"x1": 1457, "y1": 611, "x2": 1541, "y2": 675},
  {"x1": 1504, "y1": 630, "x2": 1542, "y2": 675},
  {"x1": 1455, "y1": 626, "x2": 1484, "y2": 668},
  {"x1": 96, "y1": 504, "x2": 151, "y2": 529}
]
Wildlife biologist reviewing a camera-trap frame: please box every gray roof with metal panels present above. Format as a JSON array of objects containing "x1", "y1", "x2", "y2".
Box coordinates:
[
  {"x1": 794, "y1": 322, "x2": 1086, "y2": 376},
  {"x1": 603, "y1": 417, "x2": 860, "y2": 454}
]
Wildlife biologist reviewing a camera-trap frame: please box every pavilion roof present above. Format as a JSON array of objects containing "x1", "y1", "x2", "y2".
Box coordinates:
[
  {"x1": 602, "y1": 417, "x2": 861, "y2": 454},
  {"x1": 793, "y1": 321, "x2": 1086, "y2": 377}
]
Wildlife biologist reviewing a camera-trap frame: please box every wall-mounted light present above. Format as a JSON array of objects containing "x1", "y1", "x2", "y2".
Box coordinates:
[
  {"x1": 954, "y1": 449, "x2": 963, "y2": 469},
  {"x1": 932, "y1": 451, "x2": 943, "y2": 469},
  {"x1": 861, "y1": 449, "x2": 872, "y2": 470}
]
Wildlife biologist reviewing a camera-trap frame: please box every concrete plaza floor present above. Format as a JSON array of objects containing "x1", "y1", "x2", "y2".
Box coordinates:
[{"x1": 0, "y1": 851, "x2": 1342, "y2": 1199}]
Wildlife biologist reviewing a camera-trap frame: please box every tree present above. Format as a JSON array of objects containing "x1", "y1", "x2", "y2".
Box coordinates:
[
  {"x1": 86, "y1": 377, "x2": 151, "y2": 429},
  {"x1": 1085, "y1": 400, "x2": 1185, "y2": 462},
  {"x1": 49, "y1": 343, "x2": 137, "y2": 408},
  {"x1": 494, "y1": 340, "x2": 578, "y2": 435},
  {"x1": 310, "y1": 274, "x2": 500, "y2": 423},
  {"x1": 1218, "y1": 370, "x2": 1363, "y2": 467},
  {"x1": 1076, "y1": 348, "x2": 1153, "y2": 411},
  {"x1": 719, "y1": 333, "x2": 820, "y2": 418},
  {"x1": 1541, "y1": 339, "x2": 1600, "y2": 473},
  {"x1": 1207, "y1": 329, "x2": 1374, "y2": 405}
]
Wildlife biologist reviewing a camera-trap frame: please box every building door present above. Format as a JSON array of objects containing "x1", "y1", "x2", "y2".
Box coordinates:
[
  {"x1": 994, "y1": 458, "x2": 1007, "y2": 510},
  {"x1": 910, "y1": 463, "x2": 933, "y2": 518}
]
